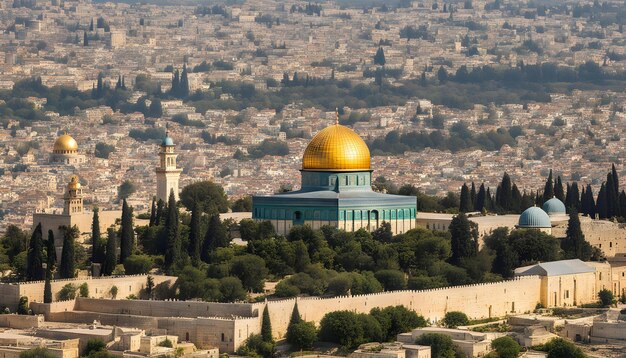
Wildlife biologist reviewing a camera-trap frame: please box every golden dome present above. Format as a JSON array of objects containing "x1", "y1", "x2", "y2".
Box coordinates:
[
  {"x1": 68, "y1": 175, "x2": 81, "y2": 190},
  {"x1": 53, "y1": 134, "x2": 78, "y2": 153},
  {"x1": 302, "y1": 123, "x2": 371, "y2": 171}
]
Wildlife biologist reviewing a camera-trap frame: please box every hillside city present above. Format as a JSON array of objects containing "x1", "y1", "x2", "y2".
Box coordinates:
[{"x1": 0, "y1": 0, "x2": 626, "y2": 357}]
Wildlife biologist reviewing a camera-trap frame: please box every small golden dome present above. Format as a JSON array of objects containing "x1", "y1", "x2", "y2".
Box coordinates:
[
  {"x1": 68, "y1": 175, "x2": 81, "y2": 190},
  {"x1": 53, "y1": 134, "x2": 78, "y2": 153},
  {"x1": 302, "y1": 123, "x2": 371, "y2": 171}
]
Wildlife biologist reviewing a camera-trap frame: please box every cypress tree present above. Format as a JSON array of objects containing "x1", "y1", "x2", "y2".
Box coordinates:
[
  {"x1": 102, "y1": 228, "x2": 117, "y2": 276},
  {"x1": 606, "y1": 172, "x2": 620, "y2": 218},
  {"x1": 554, "y1": 176, "x2": 565, "y2": 202},
  {"x1": 373, "y1": 47, "x2": 386, "y2": 66},
  {"x1": 83, "y1": 31, "x2": 89, "y2": 46},
  {"x1": 89, "y1": 19, "x2": 94, "y2": 31},
  {"x1": 611, "y1": 163, "x2": 619, "y2": 194},
  {"x1": 597, "y1": 183, "x2": 608, "y2": 219},
  {"x1": 620, "y1": 190, "x2": 626, "y2": 221},
  {"x1": 43, "y1": 265, "x2": 52, "y2": 303},
  {"x1": 448, "y1": 212, "x2": 477, "y2": 265},
  {"x1": 149, "y1": 198, "x2": 157, "y2": 227},
  {"x1": 289, "y1": 302, "x2": 301, "y2": 326},
  {"x1": 148, "y1": 99, "x2": 163, "y2": 118},
  {"x1": 584, "y1": 184, "x2": 596, "y2": 218},
  {"x1": 171, "y1": 70, "x2": 180, "y2": 96},
  {"x1": 475, "y1": 183, "x2": 486, "y2": 212},
  {"x1": 498, "y1": 172, "x2": 513, "y2": 212},
  {"x1": 180, "y1": 64, "x2": 190, "y2": 97},
  {"x1": 27, "y1": 223, "x2": 44, "y2": 280},
  {"x1": 470, "y1": 182, "x2": 476, "y2": 211},
  {"x1": 511, "y1": 184, "x2": 522, "y2": 213},
  {"x1": 188, "y1": 202, "x2": 201, "y2": 266},
  {"x1": 570, "y1": 182, "x2": 580, "y2": 212},
  {"x1": 59, "y1": 226, "x2": 77, "y2": 279},
  {"x1": 201, "y1": 214, "x2": 228, "y2": 262},
  {"x1": 91, "y1": 208, "x2": 101, "y2": 263},
  {"x1": 116, "y1": 75, "x2": 122, "y2": 89},
  {"x1": 485, "y1": 187, "x2": 493, "y2": 211},
  {"x1": 563, "y1": 210, "x2": 592, "y2": 261},
  {"x1": 46, "y1": 230, "x2": 56, "y2": 270},
  {"x1": 459, "y1": 183, "x2": 471, "y2": 212},
  {"x1": 119, "y1": 199, "x2": 134, "y2": 263},
  {"x1": 261, "y1": 305, "x2": 273, "y2": 343},
  {"x1": 164, "y1": 190, "x2": 181, "y2": 271},
  {"x1": 155, "y1": 199, "x2": 165, "y2": 225},
  {"x1": 543, "y1": 169, "x2": 554, "y2": 202}
]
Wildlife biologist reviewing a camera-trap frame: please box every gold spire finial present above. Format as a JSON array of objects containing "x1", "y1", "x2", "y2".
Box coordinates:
[{"x1": 335, "y1": 108, "x2": 339, "y2": 125}]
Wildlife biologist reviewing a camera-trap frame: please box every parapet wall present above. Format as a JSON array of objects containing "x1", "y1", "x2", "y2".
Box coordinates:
[
  {"x1": 0, "y1": 274, "x2": 176, "y2": 311},
  {"x1": 75, "y1": 297, "x2": 255, "y2": 318},
  {"x1": 255, "y1": 275, "x2": 543, "y2": 339},
  {"x1": 0, "y1": 314, "x2": 43, "y2": 329}
]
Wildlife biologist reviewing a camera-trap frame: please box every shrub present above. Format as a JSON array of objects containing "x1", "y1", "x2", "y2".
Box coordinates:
[
  {"x1": 416, "y1": 333, "x2": 458, "y2": 358},
  {"x1": 274, "y1": 281, "x2": 300, "y2": 298},
  {"x1": 158, "y1": 338, "x2": 173, "y2": 348},
  {"x1": 79, "y1": 283, "x2": 89, "y2": 298},
  {"x1": 110, "y1": 285, "x2": 118, "y2": 299},
  {"x1": 84, "y1": 339, "x2": 106, "y2": 356},
  {"x1": 442, "y1": 311, "x2": 469, "y2": 328},
  {"x1": 19, "y1": 347, "x2": 56, "y2": 358},
  {"x1": 374, "y1": 269, "x2": 406, "y2": 291},
  {"x1": 370, "y1": 306, "x2": 428, "y2": 341},
  {"x1": 286, "y1": 321, "x2": 317, "y2": 350},
  {"x1": 542, "y1": 338, "x2": 586, "y2": 358},
  {"x1": 491, "y1": 336, "x2": 521, "y2": 358},
  {"x1": 123, "y1": 254, "x2": 153, "y2": 274},
  {"x1": 598, "y1": 288, "x2": 614, "y2": 307},
  {"x1": 57, "y1": 283, "x2": 78, "y2": 301},
  {"x1": 318, "y1": 311, "x2": 365, "y2": 348},
  {"x1": 17, "y1": 296, "x2": 29, "y2": 315}
]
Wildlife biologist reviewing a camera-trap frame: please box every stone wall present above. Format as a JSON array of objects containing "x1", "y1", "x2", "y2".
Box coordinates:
[
  {"x1": 254, "y1": 276, "x2": 543, "y2": 340},
  {"x1": 74, "y1": 297, "x2": 255, "y2": 318},
  {"x1": 0, "y1": 314, "x2": 43, "y2": 329},
  {"x1": 0, "y1": 275, "x2": 176, "y2": 311}
]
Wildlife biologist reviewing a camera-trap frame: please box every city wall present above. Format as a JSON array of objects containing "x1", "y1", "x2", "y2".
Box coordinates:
[
  {"x1": 255, "y1": 275, "x2": 543, "y2": 340},
  {"x1": 0, "y1": 274, "x2": 176, "y2": 311}
]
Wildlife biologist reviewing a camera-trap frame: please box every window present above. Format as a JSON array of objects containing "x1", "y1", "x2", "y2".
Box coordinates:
[
  {"x1": 221, "y1": 333, "x2": 225, "y2": 342},
  {"x1": 565, "y1": 290, "x2": 569, "y2": 299}
]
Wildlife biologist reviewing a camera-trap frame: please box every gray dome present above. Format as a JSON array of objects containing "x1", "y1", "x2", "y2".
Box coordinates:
[{"x1": 518, "y1": 206, "x2": 551, "y2": 228}]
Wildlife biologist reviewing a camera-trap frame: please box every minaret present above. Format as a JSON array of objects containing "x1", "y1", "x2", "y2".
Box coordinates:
[
  {"x1": 155, "y1": 130, "x2": 182, "y2": 202},
  {"x1": 63, "y1": 175, "x2": 83, "y2": 215}
]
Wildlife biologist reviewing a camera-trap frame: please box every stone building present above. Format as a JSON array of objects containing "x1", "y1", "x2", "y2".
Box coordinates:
[{"x1": 253, "y1": 121, "x2": 416, "y2": 235}]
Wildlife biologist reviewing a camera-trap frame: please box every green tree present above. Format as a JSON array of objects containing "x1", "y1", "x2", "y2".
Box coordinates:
[
  {"x1": 449, "y1": 212, "x2": 478, "y2": 265},
  {"x1": 26, "y1": 223, "x2": 44, "y2": 280},
  {"x1": 370, "y1": 306, "x2": 427, "y2": 341},
  {"x1": 543, "y1": 169, "x2": 554, "y2": 203},
  {"x1": 123, "y1": 254, "x2": 153, "y2": 274},
  {"x1": 110, "y1": 285, "x2": 118, "y2": 299},
  {"x1": 148, "y1": 99, "x2": 163, "y2": 118},
  {"x1": 91, "y1": 208, "x2": 103, "y2": 263},
  {"x1": 261, "y1": 305, "x2": 273, "y2": 343},
  {"x1": 57, "y1": 283, "x2": 78, "y2": 300},
  {"x1": 79, "y1": 283, "x2": 89, "y2": 297},
  {"x1": 442, "y1": 311, "x2": 469, "y2": 328},
  {"x1": 289, "y1": 302, "x2": 301, "y2": 326},
  {"x1": 416, "y1": 333, "x2": 457, "y2": 358},
  {"x1": 149, "y1": 198, "x2": 157, "y2": 226},
  {"x1": 219, "y1": 276, "x2": 247, "y2": 302},
  {"x1": 119, "y1": 199, "x2": 134, "y2": 264},
  {"x1": 374, "y1": 46, "x2": 386, "y2": 66},
  {"x1": 43, "y1": 264, "x2": 52, "y2": 303},
  {"x1": 117, "y1": 180, "x2": 136, "y2": 201},
  {"x1": 19, "y1": 348, "x2": 56, "y2": 358},
  {"x1": 543, "y1": 338, "x2": 586, "y2": 358},
  {"x1": 201, "y1": 214, "x2": 228, "y2": 261},
  {"x1": 230, "y1": 254, "x2": 268, "y2": 292},
  {"x1": 46, "y1": 230, "x2": 56, "y2": 270},
  {"x1": 17, "y1": 296, "x2": 29, "y2": 314},
  {"x1": 562, "y1": 211, "x2": 592, "y2": 261},
  {"x1": 84, "y1": 339, "x2": 106, "y2": 356},
  {"x1": 188, "y1": 202, "x2": 202, "y2": 266},
  {"x1": 59, "y1": 226, "x2": 78, "y2": 278},
  {"x1": 554, "y1": 176, "x2": 565, "y2": 202},
  {"x1": 287, "y1": 321, "x2": 317, "y2": 350},
  {"x1": 459, "y1": 183, "x2": 472, "y2": 212},
  {"x1": 374, "y1": 269, "x2": 406, "y2": 291},
  {"x1": 319, "y1": 311, "x2": 364, "y2": 348},
  {"x1": 180, "y1": 181, "x2": 229, "y2": 214},
  {"x1": 483, "y1": 227, "x2": 517, "y2": 278},
  {"x1": 164, "y1": 190, "x2": 181, "y2": 271},
  {"x1": 510, "y1": 229, "x2": 560, "y2": 264},
  {"x1": 102, "y1": 228, "x2": 117, "y2": 276},
  {"x1": 598, "y1": 288, "x2": 614, "y2": 306},
  {"x1": 490, "y1": 336, "x2": 521, "y2": 358}
]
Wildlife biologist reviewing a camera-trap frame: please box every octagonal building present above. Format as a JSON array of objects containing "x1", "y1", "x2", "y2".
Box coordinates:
[{"x1": 252, "y1": 122, "x2": 416, "y2": 235}]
